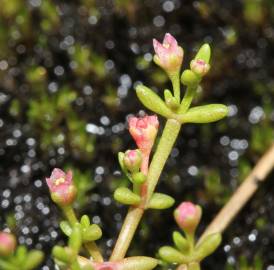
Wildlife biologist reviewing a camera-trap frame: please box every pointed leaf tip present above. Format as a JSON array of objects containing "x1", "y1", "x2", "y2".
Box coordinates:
[{"x1": 195, "y1": 44, "x2": 211, "y2": 64}]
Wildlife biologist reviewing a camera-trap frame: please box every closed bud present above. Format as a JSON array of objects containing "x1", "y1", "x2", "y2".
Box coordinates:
[
  {"x1": 128, "y1": 115, "x2": 159, "y2": 175},
  {"x1": 190, "y1": 59, "x2": 210, "y2": 77},
  {"x1": 181, "y1": 70, "x2": 200, "y2": 87},
  {"x1": 174, "y1": 202, "x2": 202, "y2": 234},
  {"x1": 46, "y1": 168, "x2": 77, "y2": 206},
  {"x1": 0, "y1": 232, "x2": 16, "y2": 256},
  {"x1": 123, "y1": 149, "x2": 142, "y2": 173}
]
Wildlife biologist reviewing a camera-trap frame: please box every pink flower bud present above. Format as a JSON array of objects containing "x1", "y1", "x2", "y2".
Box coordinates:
[
  {"x1": 190, "y1": 59, "x2": 210, "y2": 76},
  {"x1": 153, "y1": 33, "x2": 184, "y2": 74},
  {"x1": 0, "y1": 232, "x2": 16, "y2": 256},
  {"x1": 174, "y1": 202, "x2": 202, "y2": 234},
  {"x1": 46, "y1": 168, "x2": 77, "y2": 206},
  {"x1": 123, "y1": 149, "x2": 142, "y2": 173},
  {"x1": 128, "y1": 115, "x2": 159, "y2": 175},
  {"x1": 92, "y1": 262, "x2": 118, "y2": 270}
]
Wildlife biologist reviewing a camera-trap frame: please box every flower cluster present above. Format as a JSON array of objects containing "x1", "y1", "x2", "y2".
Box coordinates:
[{"x1": 40, "y1": 33, "x2": 228, "y2": 270}]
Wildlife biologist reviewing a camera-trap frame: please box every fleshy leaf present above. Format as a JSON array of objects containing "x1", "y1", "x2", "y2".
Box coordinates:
[
  {"x1": 52, "y1": 246, "x2": 71, "y2": 263},
  {"x1": 120, "y1": 256, "x2": 158, "y2": 270},
  {"x1": 24, "y1": 250, "x2": 44, "y2": 270},
  {"x1": 178, "y1": 104, "x2": 228, "y2": 124},
  {"x1": 60, "y1": 221, "x2": 72, "y2": 236},
  {"x1": 147, "y1": 193, "x2": 175, "y2": 209},
  {"x1": 194, "y1": 44, "x2": 211, "y2": 64},
  {"x1": 193, "y1": 233, "x2": 222, "y2": 261},
  {"x1": 114, "y1": 187, "x2": 141, "y2": 205},
  {"x1": 159, "y1": 246, "x2": 188, "y2": 264},
  {"x1": 82, "y1": 224, "x2": 102, "y2": 242},
  {"x1": 172, "y1": 231, "x2": 189, "y2": 252},
  {"x1": 80, "y1": 215, "x2": 90, "y2": 228},
  {"x1": 136, "y1": 85, "x2": 173, "y2": 118}
]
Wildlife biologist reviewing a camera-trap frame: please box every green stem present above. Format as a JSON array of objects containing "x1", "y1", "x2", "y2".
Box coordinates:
[
  {"x1": 186, "y1": 233, "x2": 195, "y2": 254},
  {"x1": 178, "y1": 86, "x2": 197, "y2": 114},
  {"x1": 170, "y1": 71, "x2": 181, "y2": 103},
  {"x1": 145, "y1": 119, "x2": 181, "y2": 203},
  {"x1": 110, "y1": 119, "x2": 182, "y2": 261},
  {"x1": 110, "y1": 207, "x2": 144, "y2": 261},
  {"x1": 84, "y1": 242, "x2": 104, "y2": 263},
  {"x1": 63, "y1": 206, "x2": 78, "y2": 225},
  {"x1": 62, "y1": 206, "x2": 103, "y2": 262}
]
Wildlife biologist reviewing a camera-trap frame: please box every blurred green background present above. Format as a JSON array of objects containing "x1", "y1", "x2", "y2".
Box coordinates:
[{"x1": 0, "y1": 0, "x2": 273, "y2": 269}]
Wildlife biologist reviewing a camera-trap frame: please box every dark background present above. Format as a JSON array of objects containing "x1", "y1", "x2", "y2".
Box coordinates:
[{"x1": 0, "y1": 0, "x2": 273, "y2": 269}]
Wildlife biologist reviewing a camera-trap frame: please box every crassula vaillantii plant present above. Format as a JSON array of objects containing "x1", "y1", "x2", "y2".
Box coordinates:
[{"x1": 0, "y1": 33, "x2": 228, "y2": 270}]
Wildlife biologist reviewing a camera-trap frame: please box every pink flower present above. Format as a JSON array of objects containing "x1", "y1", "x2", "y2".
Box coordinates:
[
  {"x1": 128, "y1": 115, "x2": 159, "y2": 175},
  {"x1": 190, "y1": 59, "x2": 210, "y2": 76},
  {"x1": 46, "y1": 168, "x2": 77, "y2": 206},
  {"x1": 174, "y1": 202, "x2": 202, "y2": 234},
  {"x1": 153, "y1": 33, "x2": 184, "y2": 73},
  {"x1": 0, "y1": 232, "x2": 16, "y2": 256},
  {"x1": 123, "y1": 149, "x2": 142, "y2": 173}
]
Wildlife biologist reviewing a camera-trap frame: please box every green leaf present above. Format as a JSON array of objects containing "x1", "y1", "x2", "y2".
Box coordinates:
[
  {"x1": 82, "y1": 224, "x2": 102, "y2": 242},
  {"x1": 193, "y1": 233, "x2": 222, "y2": 261},
  {"x1": 114, "y1": 187, "x2": 141, "y2": 205},
  {"x1": 52, "y1": 246, "x2": 72, "y2": 264},
  {"x1": 60, "y1": 221, "x2": 72, "y2": 236},
  {"x1": 0, "y1": 259, "x2": 17, "y2": 270},
  {"x1": 80, "y1": 215, "x2": 90, "y2": 228},
  {"x1": 120, "y1": 256, "x2": 158, "y2": 270},
  {"x1": 159, "y1": 246, "x2": 188, "y2": 264},
  {"x1": 194, "y1": 44, "x2": 211, "y2": 64},
  {"x1": 164, "y1": 89, "x2": 173, "y2": 101},
  {"x1": 69, "y1": 224, "x2": 82, "y2": 253},
  {"x1": 15, "y1": 246, "x2": 27, "y2": 264},
  {"x1": 24, "y1": 250, "x2": 44, "y2": 270},
  {"x1": 147, "y1": 193, "x2": 175, "y2": 209},
  {"x1": 172, "y1": 231, "x2": 189, "y2": 252},
  {"x1": 164, "y1": 89, "x2": 179, "y2": 110},
  {"x1": 136, "y1": 85, "x2": 173, "y2": 118},
  {"x1": 178, "y1": 104, "x2": 228, "y2": 124}
]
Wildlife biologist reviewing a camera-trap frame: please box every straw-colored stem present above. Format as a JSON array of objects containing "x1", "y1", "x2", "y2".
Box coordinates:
[{"x1": 198, "y1": 143, "x2": 274, "y2": 244}]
